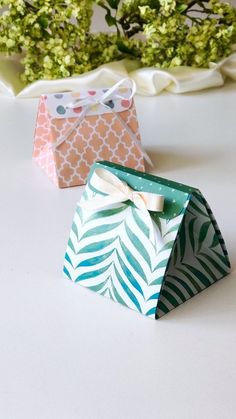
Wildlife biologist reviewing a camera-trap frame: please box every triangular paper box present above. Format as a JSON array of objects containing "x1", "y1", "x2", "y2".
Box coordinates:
[
  {"x1": 63, "y1": 161, "x2": 230, "y2": 319},
  {"x1": 33, "y1": 87, "x2": 144, "y2": 188}
]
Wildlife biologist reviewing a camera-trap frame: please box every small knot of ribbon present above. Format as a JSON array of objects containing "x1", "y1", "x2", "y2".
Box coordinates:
[
  {"x1": 67, "y1": 78, "x2": 136, "y2": 110},
  {"x1": 52, "y1": 78, "x2": 153, "y2": 167}
]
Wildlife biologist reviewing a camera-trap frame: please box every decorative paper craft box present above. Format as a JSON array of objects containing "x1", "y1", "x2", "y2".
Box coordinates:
[
  {"x1": 33, "y1": 83, "x2": 145, "y2": 188},
  {"x1": 63, "y1": 161, "x2": 230, "y2": 319}
]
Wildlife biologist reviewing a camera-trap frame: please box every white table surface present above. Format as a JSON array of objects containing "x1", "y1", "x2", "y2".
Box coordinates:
[{"x1": 0, "y1": 82, "x2": 236, "y2": 419}]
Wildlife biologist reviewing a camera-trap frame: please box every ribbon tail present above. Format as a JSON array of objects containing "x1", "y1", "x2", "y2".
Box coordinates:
[
  {"x1": 114, "y1": 111, "x2": 153, "y2": 167},
  {"x1": 52, "y1": 106, "x2": 89, "y2": 150},
  {"x1": 100, "y1": 78, "x2": 136, "y2": 103}
]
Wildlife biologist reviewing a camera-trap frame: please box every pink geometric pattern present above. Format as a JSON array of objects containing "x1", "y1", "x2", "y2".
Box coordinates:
[{"x1": 33, "y1": 95, "x2": 145, "y2": 188}]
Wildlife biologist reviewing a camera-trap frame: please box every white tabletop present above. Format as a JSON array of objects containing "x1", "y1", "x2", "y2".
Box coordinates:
[{"x1": 0, "y1": 82, "x2": 236, "y2": 419}]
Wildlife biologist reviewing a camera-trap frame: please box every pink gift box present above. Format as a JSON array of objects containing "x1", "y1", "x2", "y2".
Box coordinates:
[{"x1": 33, "y1": 82, "x2": 145, "y2": 188}]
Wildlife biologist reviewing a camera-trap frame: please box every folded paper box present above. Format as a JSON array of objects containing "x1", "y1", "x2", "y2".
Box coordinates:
[
  {"x1": 33, "y1": 81, "x2": 145, "y2": 188},
  {"x1": 63, "y1": 161, "x2": 230, "y2": 319}
]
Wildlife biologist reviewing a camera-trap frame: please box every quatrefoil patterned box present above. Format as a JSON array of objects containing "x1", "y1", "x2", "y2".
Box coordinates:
[
  {"x1": 63, "y1": 161, "x2": 230, "y2": 319},
  {"x1": 33, "y1": 84, "x2": 145, "y2": 188}
]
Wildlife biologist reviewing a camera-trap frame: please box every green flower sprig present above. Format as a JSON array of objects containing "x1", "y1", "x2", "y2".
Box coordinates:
[
  {"x1": 0, "y1": 0, "x2": 235, "y2": 83},
  {"x1": 0, "y1": 0, "x2": 94, "y2": 82},
  {"x1": 115, "y1": 0, "x2": 236, "y2": 68}
]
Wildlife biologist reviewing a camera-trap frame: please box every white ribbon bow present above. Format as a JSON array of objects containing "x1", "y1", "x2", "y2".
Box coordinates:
[
  {"x1": 81, "y1": 168, "x2": 164, "y2": 245},
  {"x1": 81, "y1": 168, "x2": 164, "y2": 244},
  {"x1": 52, "y1": 78, "x2": 153, "y2": 166},
  {"x1": 66, "y1": 78, "x2": 136, "y2": 110}
]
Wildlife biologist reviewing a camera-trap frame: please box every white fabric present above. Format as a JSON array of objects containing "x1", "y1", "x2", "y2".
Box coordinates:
[{"x1": 0, "y1": 51, "x2": 236, "y2": 98}]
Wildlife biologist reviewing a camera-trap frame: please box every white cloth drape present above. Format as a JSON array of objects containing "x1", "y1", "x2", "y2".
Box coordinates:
[{"x1": 0, "y1": 52, "x2": 236, "y2": 98}]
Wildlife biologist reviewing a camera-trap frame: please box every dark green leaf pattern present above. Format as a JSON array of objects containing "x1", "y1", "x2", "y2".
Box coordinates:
[{"x1": 156, "y1": 192, "x2": 230, "y2": 319}]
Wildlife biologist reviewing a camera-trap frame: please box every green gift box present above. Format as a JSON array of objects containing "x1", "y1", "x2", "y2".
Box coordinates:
[{"x1": 63, "y1": 161, "x2": 230, "y2": 319}]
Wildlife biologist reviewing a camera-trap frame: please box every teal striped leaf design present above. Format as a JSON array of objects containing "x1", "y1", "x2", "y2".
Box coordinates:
[
  {"x1": 146, "y1": 307, "x2": 157, "y2": 316},
  {"x1": 101, "y1": 288, "x2": 112, "y2": 298},
  {"x1": 157, "y1": 240, "x2": 175, "y2": 254},
  {"x1": 150, "y1": 275, "x2": 164, "y2": 286},
  {"x1": 124, "y1": 222, "x2": 152, "y2": 268},
  {"x1": 147, "y1": 292, "x2": 160, "y2": 301},
  {"x1": 77, "y1": 249, "x2": 114, "y2": 268},
  {"x1": 64, "y1": 172, "x2": 189, "y2": 318},
  {"x1": 113, "y1": 265, "x2": 142, "y2": 312},
  {"x1": 79, "y1": 238, "x2": 117, "y2": 254},
  {"x1": 87, "y1": 206, "x2": 126, "y2": 222},
  {"x1": 68, "y1": 238, "x2": 76, "y2": 253},
  {"x1": 119, "y1": 237, "x2": 147, "y2": 283},
  {"x1": 65, "y1": 252, "x2": 74, "y2": 268},
  {"x1": 116, "y1": 250, "x2": 144, "y2": 296},
  {"x1": 63, "y1": 265, "x2": 72, "y2": 280},
  {"x1": 81, "y1": 222, "x2": 122, "y2": 239},
  {"x1": 72, "y1": 222, "x2": 79, "y2": 239},
  {"x1": 110, "y1": 278, "x2": 129, "y2": 308},
  {"x1": 76, "y1": 206, "x2": 83, "y2": 223},
  {"x1": 152, "y1": 215, "x2": 162, "y2": 236},
  {"x1": 87, "y1": 278, "x2": 110, "y2": 292},
  {"x1": 163, "y1": 224, "x2": 179, "y2": 237},
  {"x1": 154, "y1": 258, "x2": 170, "y2": 271},
  {"x1": 75, "y1": 263, "x2": 112, "y2": 282},
  {"x1": 131, "y1": 207, "x2": 150, "y2": 238}
]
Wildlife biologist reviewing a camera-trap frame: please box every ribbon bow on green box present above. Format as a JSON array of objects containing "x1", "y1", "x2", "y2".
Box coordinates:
[{"x1": 63, "y1": 161, "x2": 230, "y2": 319}]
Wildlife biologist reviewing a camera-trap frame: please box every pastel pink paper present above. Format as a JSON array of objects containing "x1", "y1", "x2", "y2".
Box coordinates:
[{"x1": 33, "y1": 95, "x2": 145, "y2": 188}]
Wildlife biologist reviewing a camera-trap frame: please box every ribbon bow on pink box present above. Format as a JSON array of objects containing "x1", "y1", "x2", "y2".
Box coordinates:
[{"x1": 33, "y1": 79, "x2": 149, "y2": 188}]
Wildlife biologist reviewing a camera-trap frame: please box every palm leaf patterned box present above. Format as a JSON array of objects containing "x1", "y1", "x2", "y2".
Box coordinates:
[
  {"x1": 64, "y1": 161, "x2": 230, "y2": 319},
  {"x1": 33, "y1": 79, "x2": 146, "y2": 188}
]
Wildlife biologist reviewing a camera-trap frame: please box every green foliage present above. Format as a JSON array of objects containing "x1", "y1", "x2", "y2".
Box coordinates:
[
  {"x1": 0, "y1": 0, "x2": 236, "y2": 83},
  {"x1": 0, "y1": 0, "x2": 94, "y2": 82},
  {"x1": 137, "y1": 0, "x2": 236, "y2": 68}
]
